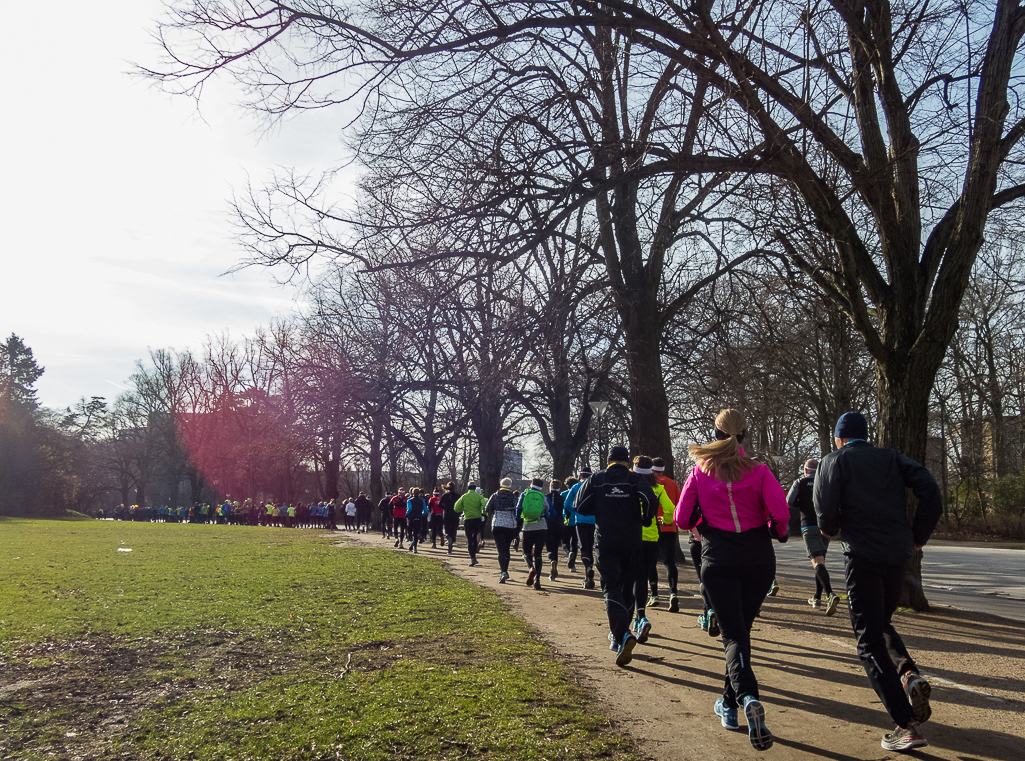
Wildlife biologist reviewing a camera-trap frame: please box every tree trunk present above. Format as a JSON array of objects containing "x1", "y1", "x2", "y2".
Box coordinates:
[
  {"x1": 368, "y1": 409, "x2": 384, "y2": 505},
  {"x1": 323, "y1": 434, "x2": 341, "y2": 501},
  {"x1": 876, "y1": 353, "x2": 938, "y2": 611},
  {"x1": 617, "y1": 297, "x2": 675, "y2": 476}
]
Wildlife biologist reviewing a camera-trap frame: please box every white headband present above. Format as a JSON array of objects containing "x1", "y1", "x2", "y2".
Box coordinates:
[
  {"x1": 651, "y1": 466, "x2": 665, "y2": 472},
  {"x1": 633, "y1": 467, "x2": 653, "y2": 474}
]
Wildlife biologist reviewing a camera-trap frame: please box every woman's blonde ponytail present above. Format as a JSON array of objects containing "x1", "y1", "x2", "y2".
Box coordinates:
[{"x1": 688, "y1": 409, "x2": 755, "y2": 483}]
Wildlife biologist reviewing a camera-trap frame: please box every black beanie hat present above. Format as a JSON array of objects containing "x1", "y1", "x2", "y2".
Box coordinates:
[
  {"x1": 834, "y1": 411, "x2": 869, "y2": 440},
  {"x1": 608, "y1": 445, "x2": 631, "y2": 462}
]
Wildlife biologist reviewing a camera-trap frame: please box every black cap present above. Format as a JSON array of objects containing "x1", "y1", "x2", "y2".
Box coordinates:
[{"x1": 608, "y1": 445, "x2": 630, "y2": 462}]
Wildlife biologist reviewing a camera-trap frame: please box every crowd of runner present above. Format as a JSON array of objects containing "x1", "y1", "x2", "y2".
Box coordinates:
[
  {"x1": 370, "y1": 409, "x2": 942, "y2": 754},
  {"x1": 90, "y1": 408, "x2": 942, "y2": 754}
]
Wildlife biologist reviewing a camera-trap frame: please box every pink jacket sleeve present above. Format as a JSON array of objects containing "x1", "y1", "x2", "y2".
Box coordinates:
[
  {"x1": 759, "y1": 465, "x2": 790, "y2": 537},
  {"x1": 674, "y1": 469, "x2": 700, "y2": 530}
]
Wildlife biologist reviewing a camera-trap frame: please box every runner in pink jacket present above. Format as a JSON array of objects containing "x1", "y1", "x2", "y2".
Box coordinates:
[{"x1": 672, "y1": 409, "x2": 789, "y2": 752}]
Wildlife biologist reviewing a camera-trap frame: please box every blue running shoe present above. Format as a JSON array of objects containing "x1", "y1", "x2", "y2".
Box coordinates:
[
  {"x1": 742, "y1": 696, "x2": 773, "y2": 751},
  {"x1": 714, "y1": 698, "x2": 740, "y2": 730},
  {"x1": 636, "y1": 617, "x2": 652, "y2": 644},
  {"x1": 608, "y1": 631, "x2": 618, "y2": 651},
  {"x1": 616, "y1": 632, "x2": 637, "y2": 667},
  {"x1": 697, "y1": 613, "x2": 709, "y2": 631}
]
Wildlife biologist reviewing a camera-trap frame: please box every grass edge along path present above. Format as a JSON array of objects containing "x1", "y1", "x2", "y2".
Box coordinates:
[{"x1": 0, "y1": 518, "x2": 646, "y2": 761}]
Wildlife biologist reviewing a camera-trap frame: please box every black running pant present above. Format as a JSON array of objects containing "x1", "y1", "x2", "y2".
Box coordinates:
[
  {"x1": 651, "y1": 531, "x2": 679, "y2": 596},
  {"x1": 407, "y1": 518, "x2": 422, "y2": 549},
  {"x1": 638, "y1": 539, "x2": 659, "y2": 613},
  {"x1": 430, "y1": 514, "x2": 445, "y2": 544},
  {"x1": 701, "y1": 562, "x2": 775, "y2": 709},
  {"x1": 545, "y1": 523, "x2": 563, "y2": 562},
  {"x1": 690, "y1": 539, "x2": 709, "y2": 614},
  {"x1": 844, "y1": 554, "x2": 918, "y2": 728},
  {"x1": 493, "y1": 526, "x2": 518, "y2": 573},
  {"x1": 463, "y1": 517, "x2": 483, "y2": 559},
  {"x1": 576, "y1": 523, "x2": 596, "y2": 580},
  {"x1": 444, "y1": 514, "x2": 459, "y2": 547},
  {"x1": 562, "y1": 524, "x2": 578, "y2": 559},
  {"x1": 523, "y1": 529, "x2": 547, "y2": 572},
  {"x1": 394, "y1": 517, "x2": 406, "y2": 544},
  {"x1": 595, "y1": 538, "x2": 642, "y2": 644}
]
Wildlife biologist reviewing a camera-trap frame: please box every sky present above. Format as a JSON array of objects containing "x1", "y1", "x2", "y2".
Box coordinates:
[{"x1": 0, "y1": 2, "x2": 353, "y2": 409}]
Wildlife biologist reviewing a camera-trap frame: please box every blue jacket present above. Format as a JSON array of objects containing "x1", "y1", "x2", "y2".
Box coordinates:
[{"x1": 562, "y1": 481, "x2": 595, "y2": 525}]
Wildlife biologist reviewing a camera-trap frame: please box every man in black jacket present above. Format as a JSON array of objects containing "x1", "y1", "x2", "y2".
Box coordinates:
[
  {"x1": 786, "y1": 459, "x2": 840, "y2": 615},
  {"x1": 814, "y1": 412, "x2": 942, "y2": 752},
  {"x1": 576, "y1": 446, "x2": 658, "y2": 667}
]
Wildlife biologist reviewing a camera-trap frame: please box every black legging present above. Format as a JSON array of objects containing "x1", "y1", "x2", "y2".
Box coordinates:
[
  {"x1": 393, "y1": 516, "x2": 406, "y2": 544},
  {"x1": 701, "y1": 562, "x2": 775, "y2": 709},
  {"x1": 407, "y1": 518, "x2": 422, "y2": 549},
  {"x1": 444, "y1": 514, "x2": 460, "y2": 548},
  {"x1": 651, "y1": 531, "x2": 679, "y2": 596},
  {"x1": 430, "y1": 514, "x2": 445, "y2": 544},
  {"x1": 637, "y1": 539, "x2": 659, "y2": 612},
  {"x1": 576, "y1": 523, "x2": 596, "y2": 581},
  {"x1": 545, "y1": 523, "x2": 563, "y2": 562},
  {"x1": 523, "y1": 529, "x2": 547, "y2": 571},
  {"x1": 493, "y1": 526, "x2": 518, "y2": 573},
  {"x1": 463, "y1": 517, "x2": 483, "y2": 559},
  {"x1": 690, "y1": 538, "x2": 709, "y2": 615}
]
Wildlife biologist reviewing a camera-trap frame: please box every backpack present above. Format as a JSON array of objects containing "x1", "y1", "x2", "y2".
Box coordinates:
[{"x1": 521, "y1": 489, "x2": 546, "y2": 523}]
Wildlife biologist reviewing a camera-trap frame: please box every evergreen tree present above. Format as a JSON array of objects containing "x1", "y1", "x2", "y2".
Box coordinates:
[{"x1": 0, "y1": 333, "x2": 44, "y2": 409}]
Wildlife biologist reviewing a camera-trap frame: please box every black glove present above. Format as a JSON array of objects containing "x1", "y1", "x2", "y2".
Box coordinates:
[{"x1": 768, "y1": 518, "x2": 789, "y2": 543}]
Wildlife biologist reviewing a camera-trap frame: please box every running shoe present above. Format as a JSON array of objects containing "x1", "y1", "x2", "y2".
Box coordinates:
[
  {"x1": 583, "y1": 576, "x2": 596, "y2": 590},
  {"x1": 707, "y1": 610, "x2": 720, "y2": 638},
  {"x1": 447, "y1": 545, "x2": 453, "y2": 555},
  {"x1": 567, "y1": 562, "x2": 577, "y2": 572},
  {"x1": 647, "y1": 595, "x2": 661, "y2": 608},
  {"x1": 533, "y1": 579, "x2": 542, "y2": 591},
  {"x1": 881, "y1": 723, "x2": 928, "y2": 751},
  {"x1": 901, "y1": 672, "x2": 932, "y2": 723},
  {"x1": 608, "y1": 631, "x2": 618, "y2": 651},
  {"x1": 393, "y1": 540, "x2": 400, "y2": 548},
  {"x1": 714, "y1": 698, "x2": 739, "y2": 730},
  {"x1": 808, "y1": 597, "x2": 821, "y2": 609},
  {"x1": 549, "y1": 561, "x2": 558, "y2": 579},
  {"x1": 697, "y1": 613, "x2": 709, "y2": 631},
  {"x1": 768, "y1": 580, "x2": 780, "y2": 597},
  {"x1": 825, "y1": 593, "x2": 841, "y2": 617},
  {"x1": 526, "y1": 568, "x2": 537, "y2": 587},
  {"x1": 669, "y1": 594, "x2": 680, "y2": 613},
  {"x1": 635, "y1": 617, "x2": 652, "y2": 643},
  {"x1": 498, "y1": 571, "x2": 509, "y2": 583},
  {"x1": 616, "y1": 632, "x2": 637, "y2": 667},
  {"x1": 468, "y1": 559, "x2": 479, "y2": 567},
  {"x1": 742, "y1": 696, "x2": 773, "y2": 751},
  {"x1": 522, "y1": 553, "x2": 530, "y2": 566}
]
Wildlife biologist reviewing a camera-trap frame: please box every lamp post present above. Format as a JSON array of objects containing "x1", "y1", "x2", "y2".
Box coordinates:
[{"x1": 588, "y1": 401, "x2": 609, "y2": 466}]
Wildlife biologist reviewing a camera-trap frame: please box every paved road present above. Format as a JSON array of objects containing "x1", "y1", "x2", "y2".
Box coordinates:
[{"x1": 770, "y1": 539, "x2": 1025, "y2": 623}]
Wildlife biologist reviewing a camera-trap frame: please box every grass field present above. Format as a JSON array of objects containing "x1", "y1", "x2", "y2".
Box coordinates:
[{"x1": 0, "y1": 518, "x2": 642, "y2": 761}]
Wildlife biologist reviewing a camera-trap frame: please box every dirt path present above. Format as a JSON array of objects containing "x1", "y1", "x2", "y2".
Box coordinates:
[{"x1": 346, "y1": 530, "x2": 1024, "y2": 760}]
